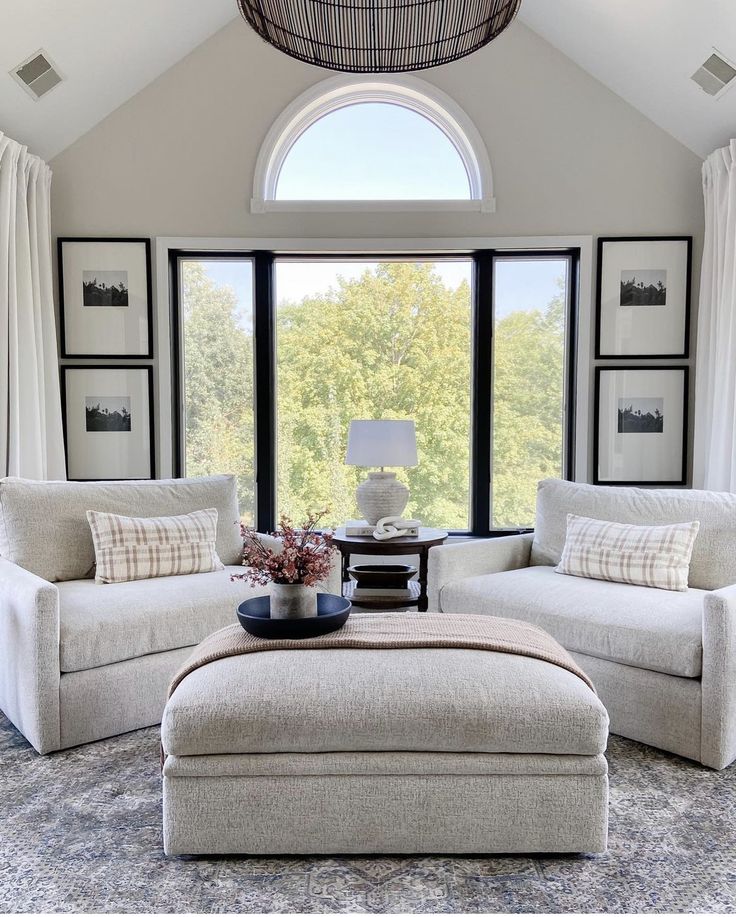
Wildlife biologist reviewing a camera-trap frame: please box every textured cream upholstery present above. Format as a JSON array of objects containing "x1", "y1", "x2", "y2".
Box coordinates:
[
  {"x1": 0, "y1": 475, "x2": 342, "y2": 753},
  {"x1": 58, "y1": 567, "x2": 264, "y2": 672},
  {"x1": 0, "y1": 474, "x2": 243, "y2": 582},
  {"x1": 60, "y1": 646, "x2": 194, "y2": 750},
  {"x1": 569, "y1": 651, "x2": 703, "y2": 763},
  {"x1": 161, "y1": 641, "x2": 609, "y2": 855},
  {"x1": 163, "y1": 769, "x2": 609, "y2": 856},
  {"x1": 162, "y1": 649, "x2": 608, "y2": 757},
  {"x1": 440, "y1": 566, "x2": 705, "y2": 678},
  {"x1": 0, "y1": 558, "x2": 60, "y2": 754},
  {"x1": 532, "y1": 478, "x2": 736, "y2": 590},
  {"x1": 429, "y1": 478, "x2": 736, "y2": 769}
]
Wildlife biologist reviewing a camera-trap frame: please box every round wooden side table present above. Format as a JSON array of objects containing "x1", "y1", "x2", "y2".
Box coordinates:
[{"x1": 333, "y1": 527, "x2": 448, "y2": 612}]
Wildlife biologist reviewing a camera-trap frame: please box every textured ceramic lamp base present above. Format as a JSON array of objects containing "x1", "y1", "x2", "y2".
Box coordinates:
[{"x1": 356, "y1": 472, "x2": 410, "y2": 525}]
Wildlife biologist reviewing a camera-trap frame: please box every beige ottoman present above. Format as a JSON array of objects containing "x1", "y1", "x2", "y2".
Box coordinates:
[{"x1": 161, "y1": 642, "x2": 609, "y2": 855}]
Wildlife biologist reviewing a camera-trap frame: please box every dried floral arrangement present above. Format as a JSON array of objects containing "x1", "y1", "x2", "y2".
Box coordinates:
[{"x1": 231, "y1": 509, "x2": 335, "y2": 587}]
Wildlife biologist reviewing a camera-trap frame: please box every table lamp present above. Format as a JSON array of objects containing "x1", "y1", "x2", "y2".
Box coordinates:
[{"x1": 345, "y1": 419, "x2": 418, "y2": 525}]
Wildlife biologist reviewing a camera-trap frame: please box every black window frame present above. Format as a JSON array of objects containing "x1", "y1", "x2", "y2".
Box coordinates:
[{"x1": 170, "y1": 247, "x2": 579, "y2": 536}]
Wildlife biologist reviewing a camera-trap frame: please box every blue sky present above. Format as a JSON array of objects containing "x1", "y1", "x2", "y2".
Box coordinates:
[
  {"x1": 276, "y1": 103, "x2": 470, "y2": 200},
  {"x1": 202, "y1": 257, "x2": 566, "y2": 322}
]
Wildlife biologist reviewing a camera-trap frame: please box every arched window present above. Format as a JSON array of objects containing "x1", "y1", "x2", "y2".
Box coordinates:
[{"x1": 251, "y1": 76, "x2": 495, "y2": 213}]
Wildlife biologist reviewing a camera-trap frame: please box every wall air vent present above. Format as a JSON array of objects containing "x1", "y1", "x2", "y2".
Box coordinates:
[
  {"x1": 10, "y1": 50, "x2": 62, "y2": 100},
  {"x1": 691, "y1": 50, "x2": 736, "y2": 98}
]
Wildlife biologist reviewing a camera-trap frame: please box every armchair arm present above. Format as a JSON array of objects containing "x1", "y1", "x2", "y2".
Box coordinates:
[
  {"x1": 701, "y1": 583, "x2": 736, "y2": 769},
  {"x1": 427, "y1": 532, "x2": 534, "y2": 614},
  {"x1": 0, "y1": 558, "x2": 60, "y2": 754}
]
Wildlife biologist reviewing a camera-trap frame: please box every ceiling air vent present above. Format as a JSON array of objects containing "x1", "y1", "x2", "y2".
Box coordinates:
[
  {"x1": 10, "y1": 50, "x2": 62, "y2": 100},
  {"x1": 691, "y1": 50, "x2": 736, "y2": 98}
]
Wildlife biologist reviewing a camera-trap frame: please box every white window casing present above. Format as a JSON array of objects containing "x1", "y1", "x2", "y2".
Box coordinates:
[{"x1": 251, "y1": 74, "x2": 496, "y2": 214}]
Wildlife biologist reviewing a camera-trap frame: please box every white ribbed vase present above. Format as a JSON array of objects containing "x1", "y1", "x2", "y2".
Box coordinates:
[
  {"x1": 355, "y1": 471, "x2": 410, "y2": 525},
  {"x1": 269, "y1": 582, "x2": 318, "y2": 619}
]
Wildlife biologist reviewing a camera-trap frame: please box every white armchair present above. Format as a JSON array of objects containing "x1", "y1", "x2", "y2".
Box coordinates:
[
  {"x1": 0, "y1": 475, "x2": 341, "y2": 754},
  {"x1": 427, "y1": 479, "x2": 736, "y2": 769}
]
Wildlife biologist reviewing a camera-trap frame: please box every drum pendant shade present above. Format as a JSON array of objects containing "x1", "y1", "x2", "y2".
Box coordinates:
[{"x1": 236, "y1": 0, "x2": 522, "y2": 73}]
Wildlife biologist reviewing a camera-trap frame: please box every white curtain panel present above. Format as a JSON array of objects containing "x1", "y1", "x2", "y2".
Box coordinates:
[
  {"x1": 693, "y1": 139, "x2": 736, "y2": 491},
  {"x1": 0, "y1": 132, "x2": 65, "y2": 479}
]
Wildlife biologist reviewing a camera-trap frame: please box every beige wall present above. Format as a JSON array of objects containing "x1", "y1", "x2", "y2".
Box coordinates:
[
  {"x1": 50, "y1": 18, "x2": 703, "y2": 241},
  {"x1": 49, "y1": 17, "x2": 705, "y2": 483}
]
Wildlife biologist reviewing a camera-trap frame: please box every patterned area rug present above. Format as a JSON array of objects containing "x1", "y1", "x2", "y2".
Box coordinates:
[{"x1": 1, "y1": 713, "x2": 734, "y2": 914}]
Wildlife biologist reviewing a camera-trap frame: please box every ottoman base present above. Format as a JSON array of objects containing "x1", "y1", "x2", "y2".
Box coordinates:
[{"x1": 162, "y1": 752, "x2": 608, "y2": 856}]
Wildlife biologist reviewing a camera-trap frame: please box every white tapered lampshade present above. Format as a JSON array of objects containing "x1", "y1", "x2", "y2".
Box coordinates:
[{"x1": 345, "y1": 420, "x2": 418, "y2": 468}]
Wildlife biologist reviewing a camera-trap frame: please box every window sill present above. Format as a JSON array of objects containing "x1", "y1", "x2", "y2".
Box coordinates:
[{"x1": 250, "y1": 198, "x2": 497, "y2": 215}]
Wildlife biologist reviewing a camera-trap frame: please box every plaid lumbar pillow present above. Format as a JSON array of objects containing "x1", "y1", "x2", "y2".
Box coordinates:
[
  {"x1": 556, "y1": 513, "x2": 700, "y2": 592},
  {"x1": 87, "y1": 508, "x2": 224, "y2": 584}
]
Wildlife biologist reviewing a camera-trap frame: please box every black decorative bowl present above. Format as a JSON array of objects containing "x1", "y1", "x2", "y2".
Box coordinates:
[
  {"x1": 347, "y1": 563, "x2": 417, "y2": 590},
  {"x1": 236, "y1": 592, "x2": 351, "y2": 640}
]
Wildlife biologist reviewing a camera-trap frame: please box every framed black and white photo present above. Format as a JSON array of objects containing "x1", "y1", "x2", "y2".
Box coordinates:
[
  {"x1": 62, "y1": 366, "x2": 155, "y2": 480},
  {"x1": 596, "y1": 237, "x2": 692, "y2": 358},
  {"x1": 58, "y1": 238, "x2": 153, "y2": 357},
  {"x1": 594, "y1": 366, "x2": 687, "y2": 485}
]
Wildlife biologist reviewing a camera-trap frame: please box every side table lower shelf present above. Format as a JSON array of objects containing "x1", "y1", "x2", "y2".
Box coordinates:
[{"x1": 344, "y1": 579, "x2": 420, "y2": 610}]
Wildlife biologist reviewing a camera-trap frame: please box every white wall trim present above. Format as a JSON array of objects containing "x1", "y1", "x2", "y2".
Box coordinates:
[
  {"x1": 250, "y1": 75, "x2": 496, "y2": 214},
  {"x1": 154, "y1": 235, "x2": 593, "y2": 485}
]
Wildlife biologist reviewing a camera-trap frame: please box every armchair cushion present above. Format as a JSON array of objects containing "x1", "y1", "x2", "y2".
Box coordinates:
[
  {"x1": 532, "y1": 478, "x2": 736, "y2": 591},
  {"x1": 441, "y1": 565, "x2": 705, "y2": 678},
  {"x1": 0, "y1": 475, "x2": 243, "y2": 583},
  {"x1": 58, "y1": 567, "x2": 262, "y2": 672}
]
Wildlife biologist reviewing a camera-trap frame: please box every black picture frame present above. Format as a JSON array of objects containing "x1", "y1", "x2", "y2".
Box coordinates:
[
  {"x1": 594, "y1": 365, "x2": 688, "y2": 486},
  {"x1": 595, "y1": 236, "x2": 692, "y2": 359},
  {"x1": 61, "y1": 364, "x2": 156, "y2": 481},
  {"x1": 58, "y1": 237, "x2": 153, "y2": 358}
]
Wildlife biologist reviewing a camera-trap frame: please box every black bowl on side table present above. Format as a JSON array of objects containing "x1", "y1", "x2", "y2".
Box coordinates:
[
  {"x1": 347, "y1": 563, "x2": 417, "y2": 590},
  {"x1": 237, "y1": 593, "x2": 351, "y2": 640}
]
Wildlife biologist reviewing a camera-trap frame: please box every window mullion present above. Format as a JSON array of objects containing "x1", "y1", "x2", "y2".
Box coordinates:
[
  {"x1": 564, "y1": 252, "x2": 580, "y2": 482},
  {"x1": 471, "y1": 250, "x2": 493, "y2": 536},
  {"x1": 254, "y1": 251, "x2": 276, "y2": 532}
]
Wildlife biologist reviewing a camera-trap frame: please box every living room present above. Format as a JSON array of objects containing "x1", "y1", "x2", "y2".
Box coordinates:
[{"x1": 1, "y1": 0, "x2": 734, "y2": 914}]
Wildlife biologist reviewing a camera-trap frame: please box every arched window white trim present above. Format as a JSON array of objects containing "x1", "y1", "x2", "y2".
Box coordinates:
[{"x1": 251, "y1": 75, "x2": 495, "y2": 214}]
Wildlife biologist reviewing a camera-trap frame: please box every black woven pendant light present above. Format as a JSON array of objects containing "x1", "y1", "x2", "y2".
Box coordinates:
[{"x1": 236, "y1": 0, "x2": 522, "y2": 73}]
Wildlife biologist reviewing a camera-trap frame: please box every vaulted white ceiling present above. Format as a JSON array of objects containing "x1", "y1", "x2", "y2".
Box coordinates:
[
  {"x1": 0, "y1": 0, "x2": 237, "y2": 160},
  {"x1": 0, "y1": 0, "x2": 733, "y2": 162},
  {"x1": 518, "y1": 0, "x2": 736, "y2": 158}
]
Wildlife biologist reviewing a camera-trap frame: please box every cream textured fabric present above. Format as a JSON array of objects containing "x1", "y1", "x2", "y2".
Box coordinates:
[
  {"x1": 0, "y1": 557, "x2": 60, "y2": 754},
  {"x1": 427, "y1": 479, "x2": 736, "y2": 769},
  {"x1": 531, "y1": 478, "x2": 736, "y2": 590},
  {"x1": 87, "y1": 507, "x2": 223, "y2": 584},
  {"x1": 162, "y1": 646, "x2": 607, "y2": 757},
  {"x1": 0, "y1": 474, "x2": 243, "y2": 582},
  {"x1": 161, "y1": 622, "x2": 608, "y2": 855},
  {"x1": 60, "y1": 646, "x2": 193, "y2": 750},
  {"x1": 702, "y1": 582, "x2": 736, "y2": 769},
  {"x1": 426, "y1": 531, "x2": 534, "y2": 614},
  {"x1": 168, "y1": 611, "x2": 594, "y2": 699},
  {"x1": 0, "y1": 546, "x2": 342, "y2": 753},
  {"x1": 440, "y1": 566, "x2": 705, "y2": 678},
  {"x1": 58, "y1": 566, "x2": 264, "y2": 673},
  {"x1": 556, "y1": 513, "x2": 699, "y2": 592},
  {"x1": 162, "y1": 770, "x2": 609, "y2": 855},
  {"x1": 163, "y1": 750, "x2": 609, "y2": 779},
  {"x1": 569, "y1": 651, "x2": 703, "y2": 764}
]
